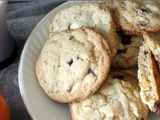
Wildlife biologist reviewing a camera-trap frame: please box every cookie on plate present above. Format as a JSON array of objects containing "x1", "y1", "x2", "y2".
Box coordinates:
[
  {"x1": 138, "y1": 41, "x2": 160, "y2": 115},
  {"x1": 70, "y1": 70, "x2": 148, "y2": 120},
  {"x1": 143, "y1": 33, "x2": 160, "y2": 68},
  {"x1": 111, "y1": 34, "x2": 143, "y2": 68},
  {"x1": 108, "y1": 1, "x2": 160, "y2": 35},
  {"x1": 49, "y1": 2, "x2": 118, "y2": 59},
  {"x1": 35, "y1": 28, "x2": 111, "y2": 103}
]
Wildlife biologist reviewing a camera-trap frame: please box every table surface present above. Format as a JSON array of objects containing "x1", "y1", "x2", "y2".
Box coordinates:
[{"x1": 0, "y1": 1, "x2": 65, "y2": 120}]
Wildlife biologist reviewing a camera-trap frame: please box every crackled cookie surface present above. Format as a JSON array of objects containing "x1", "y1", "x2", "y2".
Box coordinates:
[
  {"x1": 112, "y1": 34, "x2": 143, "y2": 68},
  {"x1": 70, "y1": 70, "x2": 148, "y2": 120},
  {"x1": 110, "y1": 1, "x2": 160, "y2": 35},
  {"x1": 138, "y1": 41, "x2": 160, "y2": 115},
  {"x1": 35, "y1": 28, "x2": 111, "y2": 103},
  {"x1": 49, "y1": 2, "x2": 118, "y2": 59}
]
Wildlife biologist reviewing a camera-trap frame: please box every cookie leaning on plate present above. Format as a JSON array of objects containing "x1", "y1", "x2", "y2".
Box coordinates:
[
  {"x1": 111, "y1": 34, "x2": 143, "y2": 68},
  {"x1": 35, "y1": 28, "x2": 111, "y2": 103},
  {"x1": 49, "y1": 2, "x2": 118, "y2": 59},
  {"x1": 143, "y1": 33, "x2": 160, "y2": 68},
  {"x1": 108, "y1": 0, "x2": 160, "y2": 35},
  {"x1": 70, "y1": 70, "x2": 148, "y2": 120},
  {"x1": 138, "y1": 41, "x2": 160, "y2": 115}
]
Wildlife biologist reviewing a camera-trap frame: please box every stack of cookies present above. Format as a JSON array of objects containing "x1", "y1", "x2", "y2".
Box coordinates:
[{"x1": 35, "y1": 0, "x2": 160, "y2": 120}]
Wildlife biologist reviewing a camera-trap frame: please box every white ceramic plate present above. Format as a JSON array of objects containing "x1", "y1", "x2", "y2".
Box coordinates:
[{"x1": 18, "y1": 1, "x2": 160, "y2": 120}]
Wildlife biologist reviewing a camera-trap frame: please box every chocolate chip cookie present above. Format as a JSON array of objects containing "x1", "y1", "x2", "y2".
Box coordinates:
[
  {"x1": 70, "y1": 70, "x2": 148, "y2": 120},
  {"x1": 35, "y1": 28, "x2": 111, "y2": 103},
  {"x1": 49, "y1": 2, "x2": 118, "y2": 59},
  {"x1": 138, "y1": 41, "x2": 160, "y2": 115},
  {"x1": 108, "y1": 1, "x2": 160, "y2": 35}
]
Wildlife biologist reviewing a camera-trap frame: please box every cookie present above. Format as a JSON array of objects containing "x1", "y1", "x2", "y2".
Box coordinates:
[
  {"x1": 108, "y1": 1, "x2": 160, "y2": 35},
  {"x1": 111, "y1": 34, "x2": 143, "y2": 68},
  {"x1": 138, "y1": 41, "x2": 160, "y2": 115},
  {"x1": 143, "y1": 33, "x2": 160, "y2": 68},
  {"x1": 35, "y1": 28, "x2": 111, "y2": 103},
  {"x1": 70, "y1": 70, "x2": 148, "y2": 120},
  {"x1": 49, "y1": 2, "x2": 118, "y2": 59}
]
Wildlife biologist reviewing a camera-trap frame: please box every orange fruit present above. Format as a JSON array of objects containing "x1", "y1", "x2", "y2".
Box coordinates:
[{"x1": 0, "y1": 93, "x2": 10, "y2": 120}]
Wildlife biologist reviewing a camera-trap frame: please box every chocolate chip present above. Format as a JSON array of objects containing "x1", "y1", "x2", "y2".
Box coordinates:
[
  {"x1": 77, "y1": 56, "x2": 80, "y2": 59},
  {"x1": 138, "y1": 21, "x2": 147, "y2": 27},
  {"x1": 117, "y1": 48, "x2": 127, "y2": 54},
  {"x1": 67, "y1": 87, "x2": 72, "y2": 93},
  {"x1": 112, "y1": 75, "x2": 125, "y2": 80},
  {"x1": 144, "y1": 51, "x2": 148, "y2": 58},
  {"x1": 88, "y1": 68, "x2": 96, "y2": 77},
  {"x1": 69, "y1": 36, "x2": 74, "y2": 40},
  {"x1": 68, "y1": 25, "x2": 71, "y2": 30},
  {"x1": 67, "y1": 59, "x2": 73, "y2": 66},
  {"x1": 117, "y1": 31, "x2": 124, "y2": 35},
  {"x1": 154, "y1": 101, "x2": 160, "y2": 115},
  {"x1": 121, "y1": 35, "x2": 131, "y2": 45}
]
